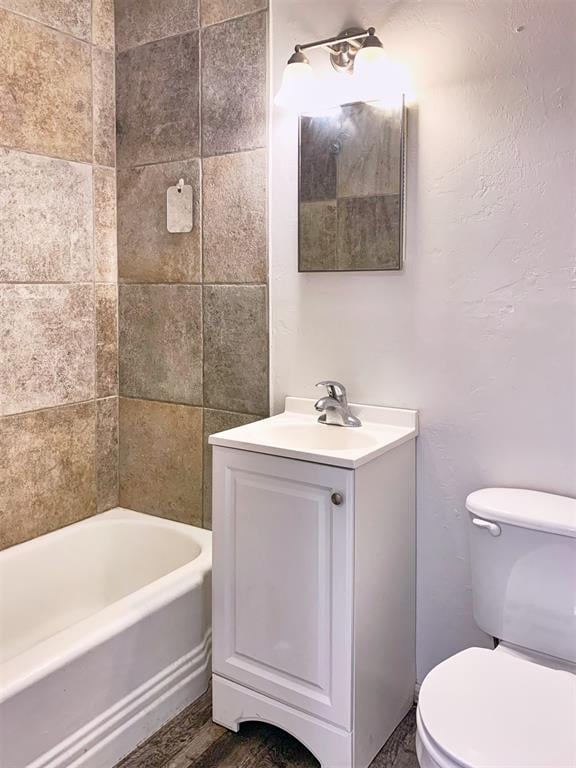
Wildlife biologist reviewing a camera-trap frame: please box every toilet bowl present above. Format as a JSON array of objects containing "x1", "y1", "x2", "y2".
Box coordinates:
[{"x1": 416, "y1": 488, "x2": 576, "y2": 768}]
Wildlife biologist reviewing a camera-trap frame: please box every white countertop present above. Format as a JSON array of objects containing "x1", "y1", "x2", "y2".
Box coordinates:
[{"x1": 209, "y1": 397, "x2": 418, "y2": 469}]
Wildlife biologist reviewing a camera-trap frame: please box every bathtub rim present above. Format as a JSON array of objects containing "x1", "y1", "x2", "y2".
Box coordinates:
[{"x1": 0, "y1": 508, "x2": 212, "y2": 703}]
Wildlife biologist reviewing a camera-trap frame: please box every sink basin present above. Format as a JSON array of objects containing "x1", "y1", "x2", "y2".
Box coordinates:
[
  {"x1": 254, "y1": 422, "x2": 380, "y2": 452},
  {"x1": 209, "y1": 397, "x2": 418, "y2": 469}
]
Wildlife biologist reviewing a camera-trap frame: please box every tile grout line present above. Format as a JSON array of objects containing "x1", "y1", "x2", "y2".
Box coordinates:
[
  {"x1": 0, "y1": 142, "x2": 114, "y2": 169},
  {"x1": 117, "y1": 282, "x2": 268, "y2": 288},
  {"x1": 199, "y1": 8, "x2": 207, "y2": 530},
  {"x1": 116, "y1": 143, "x2": 267, "y2": 172},
  {"x1": 0, "y1": 397, "x2": 106, "y2": 421},
  {"x1": 91, "y1": 17, "x2": 98, "y2": 511},
  {"x1": 111, "y1": 4, "x2": 120, "y2": 510},
  {"x1": 116, "y1": 394, "x2": 264, "y2": 421}
]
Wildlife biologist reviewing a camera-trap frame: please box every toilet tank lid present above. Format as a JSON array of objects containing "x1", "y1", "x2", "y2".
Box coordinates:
[{"x1": 466, "y1": 488, "x2": 576, "y2": 538}]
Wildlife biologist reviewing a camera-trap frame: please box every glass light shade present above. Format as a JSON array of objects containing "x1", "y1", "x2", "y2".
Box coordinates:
[
  {"x1": 353, "y1": 46, "x2": 404, "y2": 108},
  {"x1": 275, "y1": 61, "x2": 317, "y2": 111},
  {"x1": 353, "y1": 43, "x2": 387, "y2": 78}
]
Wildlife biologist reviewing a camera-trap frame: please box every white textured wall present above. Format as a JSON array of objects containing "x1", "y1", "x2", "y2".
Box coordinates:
[{"x1": 269, "y1": 0, "x2": 576, "y2": 680}]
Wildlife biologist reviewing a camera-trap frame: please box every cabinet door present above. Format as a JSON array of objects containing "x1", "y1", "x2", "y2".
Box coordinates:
[{"x1": 212, "y1": 447, "x2": 354, "y2": 728}]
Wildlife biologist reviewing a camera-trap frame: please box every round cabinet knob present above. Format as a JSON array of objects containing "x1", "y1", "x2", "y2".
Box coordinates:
[{"x1": 331, "y1": 492, "x2": 344, "y2": 506}]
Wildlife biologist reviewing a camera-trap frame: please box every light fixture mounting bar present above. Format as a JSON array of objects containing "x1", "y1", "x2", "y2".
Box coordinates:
[{"x1": 295, "y1": 28, "x2": 371, "y2": 55}]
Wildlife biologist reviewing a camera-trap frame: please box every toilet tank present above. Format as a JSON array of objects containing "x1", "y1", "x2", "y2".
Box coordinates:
[{"x1": 466, "y1": 488, "x2": 576, "y2": 663}]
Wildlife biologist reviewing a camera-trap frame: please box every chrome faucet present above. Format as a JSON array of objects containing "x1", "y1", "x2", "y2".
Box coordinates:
[{"x1": 314, "y1": 381, "x2": 362, "y2": 428}]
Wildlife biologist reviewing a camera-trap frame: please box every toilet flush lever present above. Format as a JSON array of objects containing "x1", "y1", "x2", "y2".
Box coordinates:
[{"x1": 472, "y1": 518, "x2": 501, "y2": 537}]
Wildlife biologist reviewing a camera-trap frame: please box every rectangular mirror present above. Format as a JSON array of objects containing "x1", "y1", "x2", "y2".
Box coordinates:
[{"x1": 298, "y1": 100, "x2": 405, "y2": 272}]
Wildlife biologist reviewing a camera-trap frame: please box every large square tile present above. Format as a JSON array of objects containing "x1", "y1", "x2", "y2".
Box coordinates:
[
  {"x1": 0, "y1": 149, "x2": 93, "y2": 282},
  {"x1": 201, "y1": 12, "x2": 266, "y2": 156},
  {"x1": 299, "y1": 201, "x2": 337, "y2": 272},
  {"x1": 337, "y1": 102, "x2": 403, "y2": 198},
  {"x1": 96, "y1": 284, "x2": 118, "y2": 398},
  {"x1": 93, "y1": 166, "x2": 117, "y2": 283},
  {"x1": 200, "y1": 0, "x2": 267, "y2": 27},
  {"x1": 97, "y1": 397, "x2": 119, "y2": 513},
  {"x1": 0, "y1": 402, "x2": 97, "y2": 550},
  {"x1": 92, "y1": 0, "x2": 115, "y2": 49},
  {"x1": 118, "y1": 160, "x2": 201, "y2": 283},
  {"x1": 119, "y1": 398, "x2": 203, "y2": 525},
  {"x1": 0, "y1": 284, "x2": 95, "y2": 416},
  {"x1": 202, "y1": 408, "x2": 261, "y2": 528},
  {"x1": 0, "y1": 10, "x2": 92, "y2": 162},
  {"x1": 0, "y1": 0, "x2": 91, "y2": 40},
  {"x1": 119, "y1": 285, "x2": 202, "y2": 405},
  {"x1": 337, "y1": 195, "x2": 401, "y2": 270},
  {"x1": 203, "y1": 150, "x2": 266, "y2": 283},
  {"x1": 115, "y1": 0, "x2": 199, "y2": 52},
  {"x1": 299, "y1": 113, "x2": 338, "y2": 202},
  {"x1": 116, "y1": 32, "x2": 200, "y2": 167},
  {"x1": 203, "y1": 285, "x2": 268, "y2": 415},
  {"x1": 93, "y1": 47, "x2": 116, "y2": 167}
]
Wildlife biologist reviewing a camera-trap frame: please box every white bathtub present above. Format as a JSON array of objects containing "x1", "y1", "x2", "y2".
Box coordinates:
[{"x1": 0, "y1": 508, "x2": 212, "y2": 768}]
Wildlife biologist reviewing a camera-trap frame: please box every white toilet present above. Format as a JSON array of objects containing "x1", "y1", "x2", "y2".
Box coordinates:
[{"x1": 416, "y1": 487, "x2": 576, "y2": 768}]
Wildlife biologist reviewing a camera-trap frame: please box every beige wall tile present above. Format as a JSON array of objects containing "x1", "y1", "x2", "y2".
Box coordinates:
[
  {"x1": 0, "y1": 402, "x2": 97, "y2": 550},
  {"x1": 117, "y1": 160, "x2": 201, "y2": 283},
  {"x1": 202, "y1": 409, "x2": 260, "y2": 529},
  {"x1": 119, "y1": 398, "x2": 203, "y2": 525},
  {"x1": 92, "y1": 0, "x2": 114, "y2": 49},
  {"x1": 0, "y1": 148, "x2": 93, "y2": 282},
  {"x1": 97, "y1": 396, "x2": 118, "y2": 512},
  {"x1": 115, "y1": 0, "x2": 199, "y2": 52},
  {"x1": 200, "y1": 0, "x2": 266, "y2": 27},
  {"x1": 299, "y1": 201, "x2": 337, "y2": 272},
  {"x1": 94, "y1": 166, "x2": 117, "y2": 283},
  {"x1": 0, "y1": 9, "x2": 92, "y2": 162},
  {"x1": 337, "y1": 103, "x2": 403, "y2": 198},
  {"x1": 93, "y1": 47, "x2": 116, "y2": 168},
  {"x1": 96, "y1": 284, "x2": 118, "y2": 398},
  {"x1": 116, "y1": 32, "x2": 200, "y2": 167},
  {"x1": 203, "y1": 285, "x2": 268, "y2": 415},
  {"x1": 203, "y1": 150, "x2": 267, "y2": 283},
  {"x1": 119, "y1": 284, "x2": 202, "y2": 405},
  {"x1": 0, "y1": 284, "x2": 95, "y2": 416},
  {"x1": 0, "y1": 0, "x2": 92, "y2": 40},
  {"x1": 201, "y1": 12, "x2": 266, "y2": 156},
  {"x1": 299, "y1": 113, "x2": 338, "y2": 202},
  {"x1": 337, "y1": 195, "x2": 401, "y2": 271}
]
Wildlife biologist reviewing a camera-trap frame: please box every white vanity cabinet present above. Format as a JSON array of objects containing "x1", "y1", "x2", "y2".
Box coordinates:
[{"x1": 210, "y1": 398, "x2": 417, "y2": 768}]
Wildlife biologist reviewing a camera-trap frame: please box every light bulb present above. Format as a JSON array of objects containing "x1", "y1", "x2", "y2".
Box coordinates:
[
  {"x1": 354, "y1": 28, "x2": 387, "y2": 93},
  {"x1": 353, "y1": 30, "x2": 405, "y2": 108},
  {"x1": 354, "y1": 44, "x2": 387, "y2": 79},
  {"x1": 275, "y1": 50, "x2": 317, "y2": 112}
]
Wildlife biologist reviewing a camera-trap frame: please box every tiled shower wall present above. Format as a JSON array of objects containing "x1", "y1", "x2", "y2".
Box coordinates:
[
  {"x1": 0, "y1": 0, "x2": 118, "y2": 549},
  {"x1": 115, "y1": 0, "x2": 269, "y2": 529}
]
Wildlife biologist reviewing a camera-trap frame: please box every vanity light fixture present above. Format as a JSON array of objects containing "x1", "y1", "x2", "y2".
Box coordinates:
[{"x1": 275, "y1": 26, "x2": 385, "y2": 110}]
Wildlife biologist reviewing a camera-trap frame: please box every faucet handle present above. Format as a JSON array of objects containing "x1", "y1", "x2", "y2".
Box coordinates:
[{"x1": 315, "y1": 380, "x2": 348, "y2": 402}]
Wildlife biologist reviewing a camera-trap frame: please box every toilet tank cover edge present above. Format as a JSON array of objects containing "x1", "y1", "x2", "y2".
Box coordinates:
[{"x1": 466, "y1": 488, "x2": 576, "y2": 539}]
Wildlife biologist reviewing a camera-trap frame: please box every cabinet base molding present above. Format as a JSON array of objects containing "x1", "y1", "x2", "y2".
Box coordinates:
[{"x1": 213, "y1": 675, "x2": 356, "y2": 768}]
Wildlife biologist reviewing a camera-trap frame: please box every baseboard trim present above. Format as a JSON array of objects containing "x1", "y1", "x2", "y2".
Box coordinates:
[{"x1": 29, "y1": 632, "x2": 212, "y2": 768}]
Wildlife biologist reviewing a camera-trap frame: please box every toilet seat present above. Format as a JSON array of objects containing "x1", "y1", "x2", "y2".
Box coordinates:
[{"x1": 417, "y1": 647, "x2": 576, "y2": 768}]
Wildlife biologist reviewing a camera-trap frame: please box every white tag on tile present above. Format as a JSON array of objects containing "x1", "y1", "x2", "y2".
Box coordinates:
[{"x1": 167, "y1": 180, "x2": 193, "y2": 233}]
